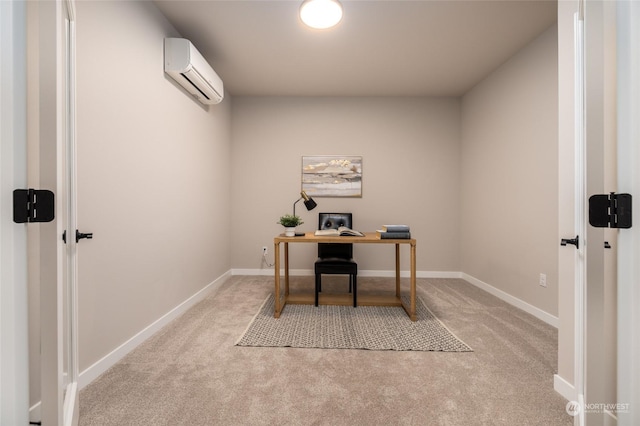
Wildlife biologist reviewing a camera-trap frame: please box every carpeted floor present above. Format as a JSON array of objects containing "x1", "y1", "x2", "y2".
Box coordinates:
[{"x1": 79, "y1": 276, "x2": 572, "y2": 425}]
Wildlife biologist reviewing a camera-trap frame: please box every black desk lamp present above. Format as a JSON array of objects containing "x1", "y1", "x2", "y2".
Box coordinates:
[{"x1": 293, "y1": 190, "x2": 317, "y2": 236}]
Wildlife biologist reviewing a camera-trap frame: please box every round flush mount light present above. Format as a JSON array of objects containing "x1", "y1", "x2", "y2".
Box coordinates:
[{"x1": 300, "y1": 0, "x2": 343, "y2": 29}]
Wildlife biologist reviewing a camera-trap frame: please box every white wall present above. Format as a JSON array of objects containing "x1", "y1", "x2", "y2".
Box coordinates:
[
  {"x1": 73, "y1": 0, "x2": 232, "y2": 375},
  {"x1": 460, "y1": 24, "x2": 559, "y2": 316},
  {"x1": 230, "y1": 97, "x2": 461, "y2": 274}
]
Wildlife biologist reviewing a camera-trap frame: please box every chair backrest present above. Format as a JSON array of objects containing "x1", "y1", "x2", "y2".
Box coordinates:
[{"x1": 318, "y1": 213, "x2": 353, "y2": 259}]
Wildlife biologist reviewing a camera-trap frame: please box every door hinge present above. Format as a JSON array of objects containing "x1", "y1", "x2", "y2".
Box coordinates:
[
  {"x1": 589, "y1": 192, "x2": 632, "y2": 229},
  {"x1": 13, "y1": 189, "x2": 55, "y2": 223}
]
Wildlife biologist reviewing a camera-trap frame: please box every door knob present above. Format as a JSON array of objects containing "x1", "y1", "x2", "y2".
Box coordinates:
[{"x1": 561, "y1": 235, "x2": 579, "y2": 249}]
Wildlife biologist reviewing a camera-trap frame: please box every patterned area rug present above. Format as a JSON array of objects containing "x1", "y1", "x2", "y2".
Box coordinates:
[{"x1": 236, "y1": 294, "x2": 472, "y2": 352}]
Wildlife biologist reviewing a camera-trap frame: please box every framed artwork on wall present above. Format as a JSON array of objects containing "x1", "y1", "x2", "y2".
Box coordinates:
[{"x1": 302, "y1": 155, "x2": 362, "y2": 197}]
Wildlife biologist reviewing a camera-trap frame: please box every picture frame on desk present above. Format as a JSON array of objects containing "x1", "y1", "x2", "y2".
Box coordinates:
[{"x1": 301, "y1": 155, "x2": 362, "y2": 198}]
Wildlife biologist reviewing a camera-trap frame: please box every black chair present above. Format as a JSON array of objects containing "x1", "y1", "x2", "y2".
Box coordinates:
[{"x1": 314, "y1": 213, "x2": 358, "y2": 307}]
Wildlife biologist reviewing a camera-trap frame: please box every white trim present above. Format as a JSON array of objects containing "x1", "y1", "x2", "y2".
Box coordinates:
[
  {"x1": 365, "y1": 270, "x2": 462, "y2": 279},
  {"x1": 29, "y1": 402, "x2": 41, "y2": 423},
  {"x1": 616, "y1": 1, "x2": 639, "y2": 424},
  {"x1": 63, "y1": 12, "x2": 79, "y2": 426},
  {"x1": 461, "y1": 273, "x2": 559, "y2": 328},
  {"x1": 604, "y1": 409, "x2": 617, "y2": 426},
  {"x1": 28, "y1": 375, "x2": 80, "y2": 423},
  {"x1": 77, "y1": 271, "x2": 230, "y2": 389},
  {"x1": 234, "y1": 269, "x2": 558, "y2": 327},
  {"x1": 62, "y1": 382, "x2": 77, "y2": 426},
  {"x1": 554, "y1": 373, "x2": 576, "y2": 402},
  {"x1": 573, "y1": 10, "x2": 586, "y2": 426},
  {"x1": 231, "y1": 268, "x2": 462, "y2": 279},
  {"x1": 58, "y1": 267, "x2": 559, "y2": 394},
  {"x1": 554, "y1": 375, "x2": 620, "y2": 424},
  {"x1": 37, "y1": 2, "x2": 67, "y2": 423},
  {"x1": 233, "y1": 268, "x2": 314, "y2": 276},
  {"x1": 1, "y1": 1, "x2": 29, "y2": 424}
]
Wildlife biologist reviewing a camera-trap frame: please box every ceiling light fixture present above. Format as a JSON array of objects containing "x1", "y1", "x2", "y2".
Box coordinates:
[{"x1": 299, "y1": 0, "x2": 343, "y2": 30}]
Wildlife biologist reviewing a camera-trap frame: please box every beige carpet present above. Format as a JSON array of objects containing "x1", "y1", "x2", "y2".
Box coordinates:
[{"x1": 79, "y1": 276, "x2": 572, "y2": 425}]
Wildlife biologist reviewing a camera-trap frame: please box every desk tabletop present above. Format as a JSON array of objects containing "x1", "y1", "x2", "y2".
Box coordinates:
[{"x1": 274, "y1": 232, "x2": 416, "y2": 245}]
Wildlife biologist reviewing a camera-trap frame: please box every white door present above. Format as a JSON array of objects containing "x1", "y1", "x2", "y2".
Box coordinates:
[
  {"x1": 0, "y1": 1, "x2": 29, "y2": 424},
  {"x1": 583, "y1": 1, "x2": 617, "y2": 424},
  {"x1": 616, "y1": 1, "x2": 640, "y2": 424},
  {"x1": 559, "y1": 2, "x2": 618, "y2": 424},
  {"x1": 561, "y1": 7, "x2": 587, "y2": 424},
  {"x1": 37, "y1": 1, "x2": 79, "y2": 425}
]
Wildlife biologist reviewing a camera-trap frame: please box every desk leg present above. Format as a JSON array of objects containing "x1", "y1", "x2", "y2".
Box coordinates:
[
  {"x1": 395, "y1": 244, "x2": 401, "y2": 297},
  {"x1": 284, "y1": 242, "x2": 289, "y2": 296},
  {"x1": 410, "y1": 242, "x2": 416, "y2": 321},
  {"x1": 274, "y1": 241, "x2": 281, "y2": 318}
]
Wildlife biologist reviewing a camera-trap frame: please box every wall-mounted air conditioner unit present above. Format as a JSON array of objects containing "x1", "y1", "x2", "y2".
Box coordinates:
[{"x1": 164, "y1": 38, "x2": 224, "y2": 105}]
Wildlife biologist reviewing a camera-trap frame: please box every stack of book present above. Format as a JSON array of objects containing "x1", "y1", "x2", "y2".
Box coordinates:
[{"x1": 376, "y1": 225, "x2": 411, "y2": 239}]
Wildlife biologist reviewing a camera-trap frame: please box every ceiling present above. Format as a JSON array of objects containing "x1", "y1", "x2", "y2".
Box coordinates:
[{"x1": 153, "y1": 0, "x2": 557, "y2": 97}]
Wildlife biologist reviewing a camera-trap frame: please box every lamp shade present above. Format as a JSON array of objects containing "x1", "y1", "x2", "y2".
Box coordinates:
[
  {"x1": 293, "y1": 190, "x2": 318, "y2": 218},
  {"x1": 304, "y1": 198, "x2": 317, "y2": 211},
  {"x1": 299, "y1": 0, "x2": 343, "y2": 29}
]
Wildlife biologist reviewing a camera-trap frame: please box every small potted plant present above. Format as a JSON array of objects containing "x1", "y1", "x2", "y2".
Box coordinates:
[{"x1": 278, "y1": 214, "x2": 303, "y2": 237}]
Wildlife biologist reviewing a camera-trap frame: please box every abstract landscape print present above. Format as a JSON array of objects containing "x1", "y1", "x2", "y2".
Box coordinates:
[{"x1": 302, "y1": 156, "x2": 362, "y2": 197}]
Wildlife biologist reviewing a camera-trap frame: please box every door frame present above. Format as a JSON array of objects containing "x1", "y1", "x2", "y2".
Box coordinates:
[
  {"x1": 616, "y1": 1, "x2": 640, "y2": 424},
  {"x1": 572, "y1": 2, "x2": 637, "y2": 423},
  {"x1": 583, "y1": 0, "x2": 613, "y2": 423},
  {"x1": 557, "y1": 2, "x2": 622, "y2": 424},
  {"x1": 37, "y1": 0, "x2": 79, "y2": 424},
  {"x1": 572, "y1": 6, "x2": 587, "y2": 424},
  {"x1": 0, "y1": 1, "x2": 29, "y2": 424}
]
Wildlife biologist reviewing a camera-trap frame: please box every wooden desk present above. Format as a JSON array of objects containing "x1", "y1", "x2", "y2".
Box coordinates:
[{"x1": 273, "y1": 232, "x2": 417, "y2": 321}]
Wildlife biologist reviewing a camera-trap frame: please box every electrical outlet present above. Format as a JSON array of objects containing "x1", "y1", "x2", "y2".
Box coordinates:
[
  {"x1": 262, "y1": 246, "x2": 268, "y2": 255},
  {"x1": 539, "y1": 273, "x2": 547, "y2": 287}
]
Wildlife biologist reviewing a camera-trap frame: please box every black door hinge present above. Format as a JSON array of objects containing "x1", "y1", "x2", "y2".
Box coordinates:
[
  {"x1": 13, "y1": 189, "x2": 55, "y2": 223},
  {"x1": 589, "y1": 192, "x2": 632, "y2": 229}
]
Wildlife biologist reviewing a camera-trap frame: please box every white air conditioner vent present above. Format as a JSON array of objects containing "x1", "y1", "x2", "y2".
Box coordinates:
[{"x1": 164, "y1": 38, "x2": 224, "y2": 105}]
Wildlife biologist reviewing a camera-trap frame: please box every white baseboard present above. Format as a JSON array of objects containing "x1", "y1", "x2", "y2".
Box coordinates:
[
  {"x1": 29, "y1": 271, "x2": 231, "y2": 419},
  {"x1": 26, "y1": 266, "x2": 563, "y2": 423},
  {"x1": 29, "y1": 401, "x2": 41, "y2": 423},
  {"x1": 552, "y1": 376, "x2": 618, "y2": 425},
  {"x1": 70, "y1": 268, "x2": 557, "y2": 396},
  {"x1": 604, "y1": 409, "x2": 617, "y2": 426},
  {"x1": 232, "y1": 268, "x2": 313, "y2": 276},
  {"x1": 231, "y1": 268, "x2": 461, "y2": 278},
  {"x1": 461, "y1": 273, "x2": 559, "y2": 328},
  {"x1": 362, "y1": 270, "x2": 461, "y2": 279},
  {"x1": 78, "y1": 270, "x2": 231, "y2": 389},
  {"x1": 234, "y1": 270, "x2": 557, "y2": 328},
  {"x1": 554, "y1": 374, "x2": 575, "y2": 401}
]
